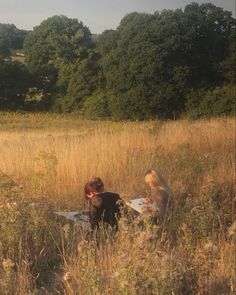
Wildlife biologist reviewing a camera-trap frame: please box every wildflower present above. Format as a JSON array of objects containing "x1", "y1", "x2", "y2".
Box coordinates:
[
  {"x1": 113, "y1": 271, "x2": 120, "y2": 278},
  {"x1": 2, "y1": 258, "x2": 14, "y2": 272},
  {"x1": 119, "y1": 253, "x2": 131, "y2": 267},
  {"x1": 62, "y1": 224, "x2": 70, "y2": 236},
  {"x1": 203, "y1": 241, "x2": 218, "y2": 255},
  {"x1": 63, "y1": 272, "x2": 73, "y2": 283},
  {"x1": 6, "y1": 202, "x2": 17, "y2": 209},
  {"x1": 77, "y1": 240, "x2": 89, "y2": 254},
  {"x1": 136, "y1": 232, "x2": 154, "y2": 249},
  {"x1": 191, "y1": 206, "x2": 202, "y2": 213},
  {"x1": 228, "y1": 221, "x2": 236, "y2": 238},
  {"x1": 63, "y1": 272, "x2": 79, "y2": 293}
]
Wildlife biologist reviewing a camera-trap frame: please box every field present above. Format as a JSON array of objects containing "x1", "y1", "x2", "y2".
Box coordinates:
[{"x1": 0, "y1": 112, "x2": 235, "y2": 294}]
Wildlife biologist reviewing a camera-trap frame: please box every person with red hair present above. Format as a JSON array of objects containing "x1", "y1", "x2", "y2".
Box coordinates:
[{"x1": 85, "y1": 177, "x2": 122, "y2": 229}]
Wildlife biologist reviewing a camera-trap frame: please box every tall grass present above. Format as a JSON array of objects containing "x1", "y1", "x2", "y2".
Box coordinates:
[{"x1": 0, "y1": 113, "x2": 235, "y2": 294}]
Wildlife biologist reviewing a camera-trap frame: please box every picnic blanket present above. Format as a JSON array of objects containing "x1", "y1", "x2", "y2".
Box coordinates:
[
  {"x1": 55, "y1": 211, "x2": 91, "y2": 231},
  {"x1": 55, "y1": 198, "x2": 157, "y2": 230}
]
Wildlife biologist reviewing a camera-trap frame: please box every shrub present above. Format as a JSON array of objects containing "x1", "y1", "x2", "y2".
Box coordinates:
[
  {"x1": 82, "y1": 92, "x2": 110, "y2": 118},
  {"x1": 186, "y1": 84, "x2": 235, "y2": 118}
]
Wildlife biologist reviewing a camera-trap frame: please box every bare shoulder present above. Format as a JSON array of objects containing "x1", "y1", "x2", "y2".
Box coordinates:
[{"x1": 152, "y1": 188, "x2": 170, "y2": 204}]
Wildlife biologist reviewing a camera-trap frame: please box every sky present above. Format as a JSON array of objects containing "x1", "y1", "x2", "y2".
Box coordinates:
[{"x1": 0, "y1": 0, "x2": 235, "y2": 33}]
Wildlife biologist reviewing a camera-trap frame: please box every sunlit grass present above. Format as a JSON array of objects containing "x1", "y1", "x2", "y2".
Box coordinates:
[{"x1": 0, "y1": 113, "x2": 235, "y2": 294}]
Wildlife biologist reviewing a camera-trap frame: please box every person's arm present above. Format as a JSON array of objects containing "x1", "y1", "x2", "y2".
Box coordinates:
[
  {"x1": 115, "y1": 195, "x2": 124, "y2": 218},
  {"x1": 153, "y1": 190, "x2": 169, "y2": 219},
  {"x1": 89, "y1": 203, "x2": 98, "y2": 229},
  {"x1": 63, "y1": 272, "x2": 79, "y2": 295}
]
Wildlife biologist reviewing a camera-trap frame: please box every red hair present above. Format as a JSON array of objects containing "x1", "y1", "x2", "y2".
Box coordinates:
[{"x1": 84, "y1": 177, "x2": 104, "y2": 199}]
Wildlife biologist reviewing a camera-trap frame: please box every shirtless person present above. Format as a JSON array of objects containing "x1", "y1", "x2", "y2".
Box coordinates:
[{"x1": 144, "y1": 169, "x2": 173, "y2": 220}]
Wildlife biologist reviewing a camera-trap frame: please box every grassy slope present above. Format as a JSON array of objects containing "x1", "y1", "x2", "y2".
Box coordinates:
[{"x1": 0, "y1": 113, "x2": 235, "y2": 294}]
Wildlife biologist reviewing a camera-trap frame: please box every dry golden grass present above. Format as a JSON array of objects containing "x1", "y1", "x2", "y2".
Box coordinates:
[
  {"x1": 0, "y1": 114, "x2": 234, "y2": 203},
  {"x1": 0, "y1": 113, "x2": 235, "y2": 294}
]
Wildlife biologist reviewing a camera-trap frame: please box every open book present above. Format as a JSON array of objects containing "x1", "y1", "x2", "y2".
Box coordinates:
[{"x1": 125, "y1": 198, "x2": 157, "y2": 214}]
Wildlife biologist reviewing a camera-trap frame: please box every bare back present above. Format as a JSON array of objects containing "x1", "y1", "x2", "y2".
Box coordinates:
[{"x1": 150, "y1": 187, "x2": 172, "y2": 219}]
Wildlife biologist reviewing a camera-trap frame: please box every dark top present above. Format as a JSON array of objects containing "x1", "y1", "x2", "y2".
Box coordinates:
[{"x1": 90, "y1": 192, "x2": 121, "y2": 229}]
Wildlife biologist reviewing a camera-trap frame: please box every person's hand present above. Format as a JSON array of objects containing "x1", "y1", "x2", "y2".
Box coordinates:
[
  {"x1": 144, "y1": 197, "x2": 151, "y2": 204},
  {"x1": 63, "y1": 272, "x2": 73, "y2": 283},
  {"x1": 86, "y1": 192, "x2": 94, "y2": 199},
  {"x1": 63, "y1": 272, "x2": 79, "y2": 293}
]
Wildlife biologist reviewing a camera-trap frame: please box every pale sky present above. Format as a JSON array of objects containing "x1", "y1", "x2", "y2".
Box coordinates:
[{"x1": 0, "y1": 0, "x2": 235, "y2": 33}]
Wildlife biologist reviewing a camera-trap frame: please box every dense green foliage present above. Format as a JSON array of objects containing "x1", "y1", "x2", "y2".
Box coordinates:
[
  {"x1": 0, "y1": 24, "x2": 27, "y2": 58},
  {"x1": 0, "y1": 3, "x2": 235, "y2": 118},
  {"x1": 0, "y1": 61, "x2": 31, "y2": 109}
]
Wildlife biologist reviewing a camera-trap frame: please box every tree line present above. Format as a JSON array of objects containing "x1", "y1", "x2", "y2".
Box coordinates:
[{"x1": 0, "y1": 3, "x2": 235, "y2": 119}]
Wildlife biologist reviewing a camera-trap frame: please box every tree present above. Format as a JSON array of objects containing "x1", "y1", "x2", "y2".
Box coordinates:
[
  {"x1": 24, "y1": 15, "x2": 93, "y2": 71},
  {"x1": 96, "y1": 30, "x2": 119, "y2": 56},
  {"x1": 24, "y1": 15, "x2": 95, "y2": 110},
  {"x1": 182, "y1": 3, "x2": 234, "y2": 86},
  {"x1": 0, "y1": 4, "x2": 235, "y2": 118},
  {"x1": 186, "y1": 84, "x2": 235, "y2": 118},
  {"x1": 97, "y1": 3, "x2": 235, "y2": 119},
  {"x1": 0, "y1": 25, "x2": 11, "y2": 58},
  {"x1": 221, "y1": 29, "x2": 236, "y2": 83},
  {"x1": 0, "y1": 24, "x2": 28, "y2": 58},
  {"x1": 0, "y1": 61, "x2": 31, "y2": 110},
  {"x1": 54, "y1": 50, "x2": 102, "y2": 112}
]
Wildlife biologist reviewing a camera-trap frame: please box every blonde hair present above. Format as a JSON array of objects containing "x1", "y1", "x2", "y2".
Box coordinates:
[{"x1": 145, "y1": 169, "x2": 173, "y2": 198}]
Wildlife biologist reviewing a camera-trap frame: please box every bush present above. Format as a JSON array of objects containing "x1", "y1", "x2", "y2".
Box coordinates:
[
  {"x1": 82, "y1": 92, "x2": 109, "y2": 118},
  {"x1": 0, "y1": 61, "x2": 32, "y2": 110},
  {"x1": 186, "y1": 84, "x2": 235, "y2": 118},
  {"x1": 108, "y1": 90, "x2": 153, "y2": 120}
]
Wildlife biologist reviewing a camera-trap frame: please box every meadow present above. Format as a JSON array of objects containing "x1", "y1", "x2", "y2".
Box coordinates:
[{"x1": 0, "y1": 112, "x2": 235, "y2": 294}]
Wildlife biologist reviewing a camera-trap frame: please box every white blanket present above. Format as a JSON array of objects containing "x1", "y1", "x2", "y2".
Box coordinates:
[
  {"x1": 55, "y1": 198, "x2": 156, "y2": 230},
  {"x1": 55, "y1": 211, "x2": 91, "y2": 231}
]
